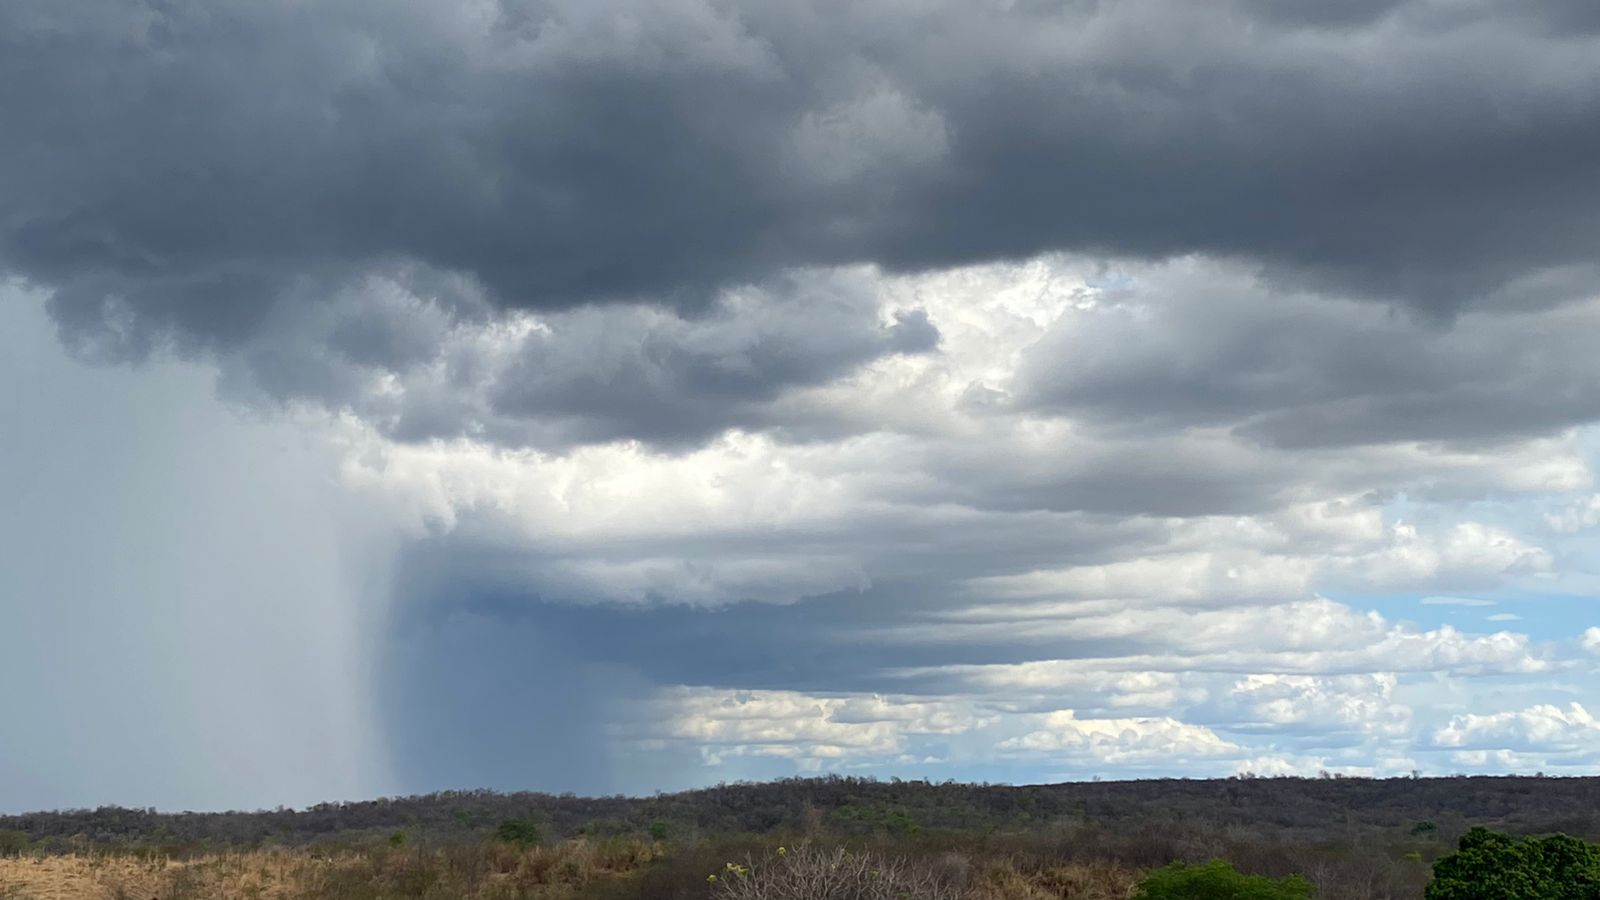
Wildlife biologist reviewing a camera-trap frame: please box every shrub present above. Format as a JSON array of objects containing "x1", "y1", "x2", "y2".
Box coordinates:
[
  {"x1": 884, "y1": 811, "x2": 920, "y2": 835},
  {"x1": 494, "y1": 817, "x2": 544, "y2": 848},
  {"x1": 1135, "y1": 860, "x2": 1313, "y2": 900},
  {"x1": 1425, "y1": 827, "x2": 1600, "y2": 900},
  {"x1": 0, "y1": 829, "x2": 28, "y2": 856}
]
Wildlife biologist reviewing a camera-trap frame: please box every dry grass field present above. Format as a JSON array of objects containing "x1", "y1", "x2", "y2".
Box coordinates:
[
  {"x1": 0, "y1": 840, "x2": 666, "y2": 900},
  {"x1": 0, "y1": 841, "x2": 1149, "y2": 900},
  {"x1": 0, "y1": 853, "x2": 184, "y2": 900},
  {"x1": 7, "y1": 775, "x2": 1598, "y2": 899}
]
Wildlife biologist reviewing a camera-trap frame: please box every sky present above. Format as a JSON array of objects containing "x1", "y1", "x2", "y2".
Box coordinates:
[{"x1": 3, "y1": 0, "x2": 1600, "y2": 812}]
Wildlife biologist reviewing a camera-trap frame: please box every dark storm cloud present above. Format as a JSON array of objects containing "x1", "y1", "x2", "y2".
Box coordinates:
[
  {"x1": 485, "y1": 284, "x2": 939, "y2": 447},
  {"x1": 1019, "y1": 262, "x2": 1600, "y2": 448},
  {"x1": 1230, "y1": 0, "x2": 1406, "y2": 28},
  {"x1": 13, "y1": 1, "x2": 1600, "y2": 803},
  {"x1": 204, "y1": 267, "x2": 937, "y2": 448},
  {"x1": 916, "y1": 434, "x2": 1303, "y2": 517},
  {"x1": 9, "y1": 0, "x2": 1600, "y2": 363},
  {"x1": 381, "y1": 534, "x2": 1160, "y2": 696},
  {"x1": 375, "y1": 607, "x2": 637, "y2": 795}
]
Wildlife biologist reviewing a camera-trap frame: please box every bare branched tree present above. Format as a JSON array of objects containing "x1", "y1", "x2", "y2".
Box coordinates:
[{"x1": 711, "y1": 845, "x2": 967, "y2": 900}]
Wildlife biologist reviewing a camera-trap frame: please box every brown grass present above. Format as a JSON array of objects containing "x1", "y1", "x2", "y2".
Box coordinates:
[
  {"x1": 0, "y1": 854, "x2": 171, "y2": 900},
  {"x1": 969, "y1": 861, "x2": 1141, "y2": 900},
  {"x1": 0, "y1": 840, "x2": 665, "y2": 900},
  {"x1": 692, "y1": 843, "x2": 1142, "y2": 900},
  {"x1": 0, "y1": 843, "x2": 1148, "y2": 900},
  {"x1": 0, "y1": 838, "x2": 1366, "y2": 900}
]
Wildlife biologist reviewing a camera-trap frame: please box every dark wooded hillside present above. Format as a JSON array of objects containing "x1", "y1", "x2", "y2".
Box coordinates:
[{"x1": 5, "y1": 775, "x2": 1597, "y2": 851}]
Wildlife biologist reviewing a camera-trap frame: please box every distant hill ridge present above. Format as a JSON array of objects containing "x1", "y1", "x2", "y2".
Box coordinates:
[{"x1": 5, "y1": 775, "x2": 1599, "y2": 849}]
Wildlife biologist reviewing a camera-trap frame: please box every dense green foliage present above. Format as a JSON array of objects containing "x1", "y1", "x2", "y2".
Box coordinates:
[
  {"x1": 0, "y1": 828, "x2": 29, "y2": 856},
  {"x1": 1425, "y1": 827, "x2": 1600, "y2": 900},
  {"x1": 494, "y1": 817, "x2": 545, "y2": 849},
  {"x1": 1135, "y1": 859, "x2": 1313, "y2": 900}
]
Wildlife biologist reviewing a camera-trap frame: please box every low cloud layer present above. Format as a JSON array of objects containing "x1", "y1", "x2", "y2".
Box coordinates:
[{"x1": 5, "y1": 0, "x2": 1600, "y2": 809}]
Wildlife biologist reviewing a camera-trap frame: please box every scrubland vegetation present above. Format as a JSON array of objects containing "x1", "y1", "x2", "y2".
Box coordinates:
[{"x1": 1, "y1": 775, "x2": 1597, "y2": 899}]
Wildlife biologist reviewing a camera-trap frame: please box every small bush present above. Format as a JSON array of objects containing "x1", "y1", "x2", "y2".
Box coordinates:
[
  {"x1": 1135, "y1": 859, "x2": 1313, "y2": 900},
  {"x1": 884, "y1": 811, "x2": 920, "y2": 835},
  {"x1": 1425, "y1": 827, "x2": 1600, "y2": 900},
  {"x1": 494, "y1": 817, "x2": 544, "y2": 848},
  {"x1": 0, "y1": 830, "x2": 28, "y2": 856}
]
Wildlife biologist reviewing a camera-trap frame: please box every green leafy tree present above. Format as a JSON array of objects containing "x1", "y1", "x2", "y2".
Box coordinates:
[
  {"x1": 493, "y1": 817, "x2": 544, "y2": 848},
  {"x1": 884, "y1": 810, "x2": 920, "y2": 835},
  {"x1": 649, "y1": 820, "x2": 671, "y2": 841},
  {"x1": 0, "y1": 829, "x2": 29, "y2": 856},
  {"x1": 1426, "y1": 827, "x2": 1600, "y2": 900},
  {"x1": 1135, "y1": 860, "x2": 1313, "y2": 900}
]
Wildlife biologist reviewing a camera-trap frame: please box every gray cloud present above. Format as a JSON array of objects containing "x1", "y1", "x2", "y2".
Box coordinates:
[
  {"x1": 203, "y1": 267, "x2": 936, "y2": 449},
  {"x1": 1019, "y1": 261, "x2": 1600, "y2": 448},
  {"x1": 11, "y1": 1, "x2": 1600, "y2": 806},
  {"x1": 9, "y1": 0, "x2": 1600, "y2": 368},
  {"x1": 485, "y1": 280, "x2": 939, "y2": 447}
]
